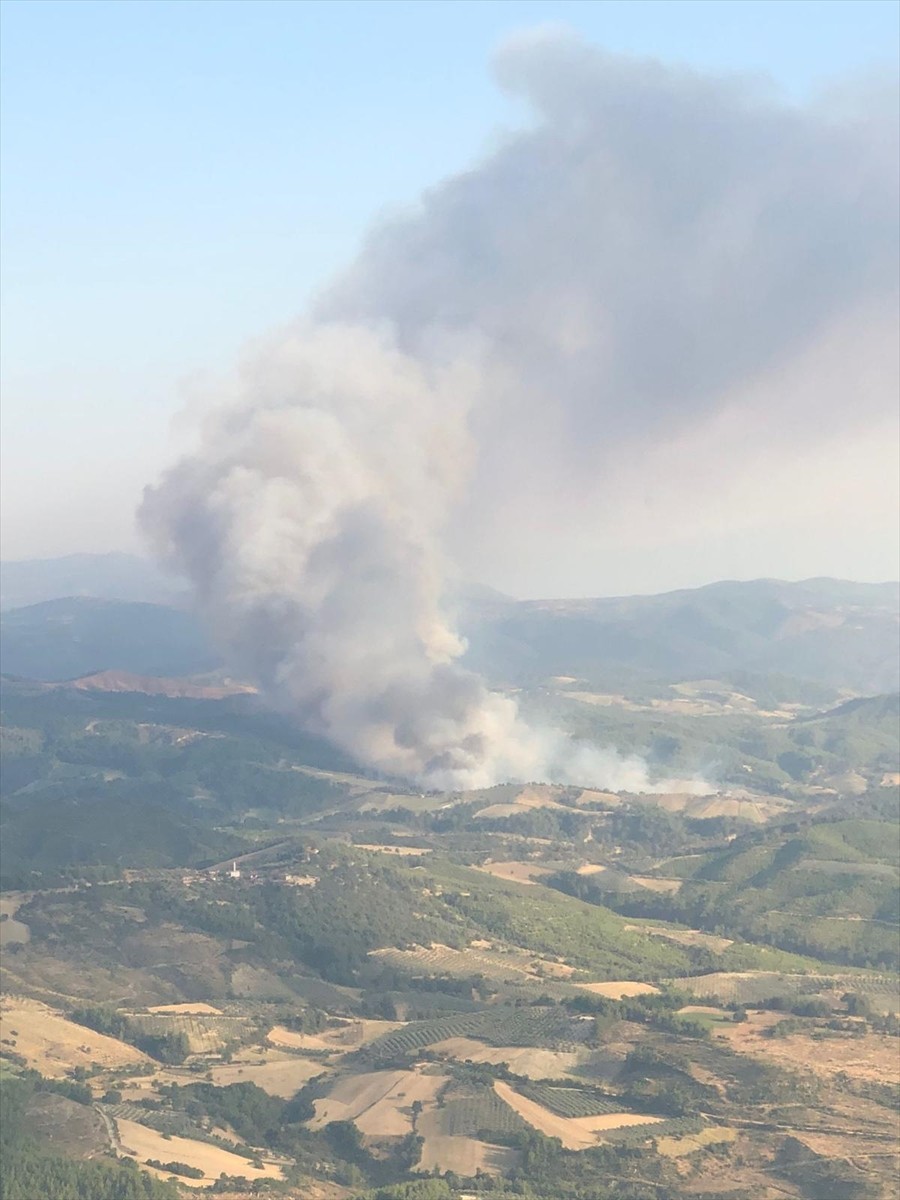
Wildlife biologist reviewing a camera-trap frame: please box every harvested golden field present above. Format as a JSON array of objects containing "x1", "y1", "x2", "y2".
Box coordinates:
[
  {"x1": 576, "y1": 981, "x2": 660, "y2": 999},
  {"x1": 209, "y1": 1052, "x2": 327, "y2": 1097},
  {"x1": 428, "y1": 1037, "x2": 587, "y2": 1079},
  {"x1": 493, "y1": 1081, "x2": 661, "y2": 1149},
  {"x1": 715, "y1": 1012, "x2": 900, "y2": 1085},
  {"x1": 478, "y1": 860, "x2": 555, "y2": 884},
  {"x1": 576, "y1": 863, "x2": 608, "y2": 876},
  {"x1": 416, "y1": 1133, "x2": 519, "y2": 1175},
  {"x1": 641, "y1": 792, "x2": 785, "y2": 822},
  {"x1": 146, "y1": 1003, "x2": 222, "y2": 1015},
  {"x1": 475, "y1": 785, "x2": 571, "y2": 820},
  {"x1": 115, "y1": 1118, "x2": 282, "y2": 1185},
  {"x1": 0, "y1": 996, "x2": 149, "y2": 1076},
  {"x1": 656, "y1": 1126, "x2": 737, "y2": 1157},
  {"x1": 575, "y1": 789, "x2": 621, "y2": 806},
  {"x1": 0, "y1": 894, "x2": 30, "y2": 946},
  {"x1": 310, "y1": 1069, "x2": 449, "y2": 1136}
]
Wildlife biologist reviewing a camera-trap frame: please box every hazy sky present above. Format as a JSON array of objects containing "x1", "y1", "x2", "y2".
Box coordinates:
[{"x1": 2, "y1": 0, "x2": 898, "y2": 597}]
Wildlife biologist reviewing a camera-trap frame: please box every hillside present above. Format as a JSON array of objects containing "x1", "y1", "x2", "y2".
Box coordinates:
[
  {"x1": 462, "y1": 577, "x2": 900, "y2": 695},
  {"x1": 0, "y1": 573, "x2": 897, "y2": 1200},
  {"x1": 0, "y1": 598, "x2": 217, "y2": 682},
  {"x1": 2, "y1": 576, "x2": 897, "y2": 701}
]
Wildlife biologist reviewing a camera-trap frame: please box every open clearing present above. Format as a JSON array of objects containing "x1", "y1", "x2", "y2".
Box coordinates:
[
  {"x1": 478, "y1": 861, "x2": 556, "y2": 885},
  {"x1": 355, "y1": 844, "x2": 433, "y2": 856},
  {"x1": 576, "y1": 981, "x2": 660, "y2": 999},
  {"x1": 715, "y1": 1012, "x2": 900, "y2": 1084},
  {"x1": 630, "y1": 876, "x2": 683, "y2": 894},
  {"x1": 268, "y1": 1019, "x2": 400, "y2": 1052},
  {"x1": 656, "y1": 1126, "x2": 737, "y2": 1156},
  {"x1": 371, "y1": 942, "x2": 572, "y2": 982},
  {"x1": 146, "y1": 1003, "x2": 222, "y2": 1015},
  {"x1": 310, "y1": 1069, "x2": 449, "y2": 1136},
  {"x1": 115, "y1": 1118, "x2": 282, "y2": 1185},
  {"x1": 493, "y1": 1081, "x2": 661, "y2": 1149},
  {"x1": 637, "y1": 925, "x2": 732, "y2": 951},
  {"x1": 209, "y1": 1052, "x2": 327, "y2": 1097},
  {"x1": 0, "y1": 996, "x2": 149, "y2": 1076},
  {"x1": 0, "y1": 895, "x2": 30, "y2": 946},
  {"x1": 428, "y1": 1037, "x2": 586, "y2": 1079}
]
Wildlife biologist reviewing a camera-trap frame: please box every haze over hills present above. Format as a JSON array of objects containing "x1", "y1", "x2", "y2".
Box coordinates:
[
  {"x1": 0, "y1": 553, "x2": 177, "y2": 611},
  {"x1": 1, "y1": 556, "x2": 896, "y2": 696}
]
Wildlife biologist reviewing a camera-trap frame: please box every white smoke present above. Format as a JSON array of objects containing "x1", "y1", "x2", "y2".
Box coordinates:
[{"x1": 140, "y1": 31, "x2": 897, "y2": 791}]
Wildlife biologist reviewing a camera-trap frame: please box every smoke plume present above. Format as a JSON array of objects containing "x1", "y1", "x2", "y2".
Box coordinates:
[{"x1": 140, "y1": 31, "x2": 898, "y2": 790}]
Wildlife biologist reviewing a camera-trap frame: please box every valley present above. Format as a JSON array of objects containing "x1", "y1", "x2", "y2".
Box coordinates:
[{"x1": 0, "y1": 577, "x2": 898, "y2": 1199}]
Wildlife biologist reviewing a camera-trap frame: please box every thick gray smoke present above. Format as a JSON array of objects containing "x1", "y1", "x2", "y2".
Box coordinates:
[{"x1": 140, "y1": 32, "x2": 898, "y2": 790}]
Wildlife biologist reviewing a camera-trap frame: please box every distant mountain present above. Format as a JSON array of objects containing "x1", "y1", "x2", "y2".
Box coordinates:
[
  {"x1": 0, "y1": 576, "x2": 896, "y2": 696},
  {"x1": 0, "y1": 552, "x2": 178, "y2": 610},
  {"x1": 461, "y1": 577, "x2": 900, "y2": 696},
  {"x1": 0, "y1": 597, "x2": 217, "y2": 681}
]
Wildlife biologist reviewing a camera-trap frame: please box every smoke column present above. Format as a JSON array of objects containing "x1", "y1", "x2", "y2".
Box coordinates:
[{"x1": 140, "y1": 32, "x2": 898, "y2": 790}]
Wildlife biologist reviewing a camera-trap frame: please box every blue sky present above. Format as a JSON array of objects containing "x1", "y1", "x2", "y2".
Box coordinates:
[{"x1": 1, "y1": 0, "x2": 898, "y2": 584}]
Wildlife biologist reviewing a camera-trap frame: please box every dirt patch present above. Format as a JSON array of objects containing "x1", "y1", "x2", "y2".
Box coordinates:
[
  {"x1": 310, "y1": 1069, "x2": 450, "y2": 1136},
  {"x1": 0, "y1": 996, "x2": 149, "y2": 1076},
  {"x1": 576, "y1": 864, "x2": 608, "y2": 876},
  {"x1": 576, "y1": 981, "x2": 660, "y2": 999},
  {"x1": 493, "y1": 1080, "x2": 661, "y2": 1149},
  {"x1": 428, "y1": 1037, "x2": 587, "y2": 1079},
  {"x1": 115, "y1": 1118, "x2": 282, "y2": 1185}
]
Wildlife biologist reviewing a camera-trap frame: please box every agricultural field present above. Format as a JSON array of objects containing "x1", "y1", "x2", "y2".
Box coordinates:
[
  {"x1": 675, "y1": 970, "x2": 900, "y2": 1010},
  {"x1": 492, "y1": 1080, "x2": 663, "y2": 1149},
  {"x1": 0, "y1": 893, "x2": 31, "y2": 947},
  {"x1": 427, "y1": 1036, "x2": 588, "y2": 1078},
  {"x1": 114, "y1": 1118, "x2": 284, "y2": 1185},
  {"x1": 207, "y1": 1049, "x2": 327, "y2": 1096},
  {"x1": 477, "y1": 860, "x2": 557, "y2": 884},
  {"x1": 309, "y1": 1068, "x2": 450, "y2": 1135},
  {"x1": 0, "y1": 663, "x2": 897, "y2": 1199},
  {"x1": 575, "y1": 980, "x2": 661, "y2": 998},
  {"x1": 415, "y1": 1132, "x2": 520, "y2": 1175},
  {"x1": 0, "y1": 995, "x2": 150, "y2": 1076}
]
